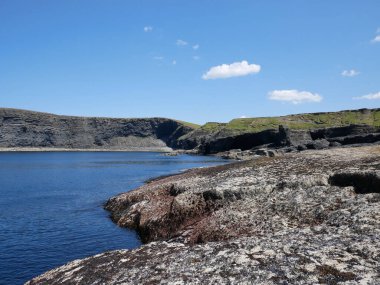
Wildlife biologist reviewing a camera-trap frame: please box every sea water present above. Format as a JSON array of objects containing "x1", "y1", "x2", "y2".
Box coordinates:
[{"x1": 0, "y1": 152, "x2": 227, "y2": 284}]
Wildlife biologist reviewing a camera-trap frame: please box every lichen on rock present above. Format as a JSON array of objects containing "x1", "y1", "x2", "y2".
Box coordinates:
[{"x1": 27, "y1": 146, "x2": 380, "y2": 284}]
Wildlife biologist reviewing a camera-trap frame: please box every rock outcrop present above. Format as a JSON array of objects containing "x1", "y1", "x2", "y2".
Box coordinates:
[
  {"x1": 0, "y1": 108, "x2": 194, "y2": 151},
  {"x1": 177, "y1": 123, "x2": 380, "y2": 154},
  {"x1": 1, "y1": 107, "x2": 380, "y2": 153},
  {"x1": 27, "y1": 145, "x2": 380, "y2": 284},
  {"x1": 176, "y1": 108, "x2": 380, "y2": 154}
]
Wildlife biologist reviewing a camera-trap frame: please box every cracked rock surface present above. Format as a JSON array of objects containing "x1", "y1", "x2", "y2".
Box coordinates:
[{"x1": 27, "y1": 146, "x2": 380, "y2": 284}]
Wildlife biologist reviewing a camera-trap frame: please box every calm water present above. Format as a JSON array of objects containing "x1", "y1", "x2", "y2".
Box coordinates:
[{"x1": 0, "y1": 152, "x2": 227, "y2": 285}]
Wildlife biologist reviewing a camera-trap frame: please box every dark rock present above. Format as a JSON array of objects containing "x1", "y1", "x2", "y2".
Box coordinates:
[
  {"x1": 178, "y1": 124, "x2": 380, "y2": 155},
  {"x1": 329, "y1": 141, "x2": 341, "y2": 147},
  {"x1": 332, "y1": 133, "x2": 380, "y2": 145},
  {"x1": 255, "y1": 149, "x2": 268, "y2": 156},
  {"x1": 267, "y1": 150, "x2": 278, "y2": 157},
  {"x1": 306, "y1": 139, "x2": 330, "y2": 150},
  {"x1": 0, "y1": 108, "x2": 194, "y2": 150},
  {"x1": 329, "y1": 170, "x2": 380, "y2": 194},
  {"x1": 297, "y1": 144, "x2": 308, "y2": 151},
  {"x1": 279, "y1": 126, "x2": 312, "y2": 147},
  {"x1": 168, "y1": 184, "x2": 187, "y2": 196},
  {"x1": 177, "y1": 128, "x2": 280, "y2": 154},
  {"x1": 310, "y1": 124, "x2": 379, "y2": 140},
  {"x1": 284, "y1": 146, "x2": 298, "y2": 152}
]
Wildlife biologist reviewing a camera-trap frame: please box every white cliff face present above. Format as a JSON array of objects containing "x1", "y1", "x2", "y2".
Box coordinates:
[{"x1": 27, "y1": 146, "x2": 380, "y2": 285}]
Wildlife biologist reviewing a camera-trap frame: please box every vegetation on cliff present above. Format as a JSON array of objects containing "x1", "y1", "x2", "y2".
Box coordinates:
[
  {"x1": 188, "y1": 108, "x2": 380, "y2": 135},
  {"x1": 1, "y1": 108, "x2": 380, "y2": 154}
]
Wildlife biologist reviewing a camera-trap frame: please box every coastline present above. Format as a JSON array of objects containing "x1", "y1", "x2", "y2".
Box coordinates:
[
  {"x1": 1, "y1": 150, "x2": 227, "y2": 285},
  {"x1": 0, "y1": 147, "x2": 173, "y2": 152},
  {"x1": 26, "y1": 145, "x2": 380, "y2": 284}
]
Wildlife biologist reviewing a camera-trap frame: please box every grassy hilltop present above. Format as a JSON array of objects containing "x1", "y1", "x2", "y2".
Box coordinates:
[{"x1": 197, "y1": 108, "x2": 380, "y2": 134}]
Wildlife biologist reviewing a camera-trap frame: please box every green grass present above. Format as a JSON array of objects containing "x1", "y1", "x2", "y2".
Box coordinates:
[
  {"x1": 200, "y1": 122, "x2": 227, "y2": 131},
  {"x1": 176, "y1": 120, "x2": 201, "y2": 129},
  {"x1": 197, "y1": 109, "x2": 380, "y2": 134}
]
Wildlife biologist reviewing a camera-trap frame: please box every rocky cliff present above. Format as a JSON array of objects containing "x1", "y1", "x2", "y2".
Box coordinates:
[
  {"x1": 26, "y1": 145, "x2": 380, "y2": 284},
  {"x1": 0, "y1": 108, "x2": 195, "y2": 151},
  {"x1": 176, "y1": 108, "x2": 380, "y2": 154},
  {"x1": 1, "y1": 108, "x2": 380, "y2": 153}
]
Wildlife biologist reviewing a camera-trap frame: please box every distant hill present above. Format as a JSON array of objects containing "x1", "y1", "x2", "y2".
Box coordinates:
[
  {"x1": 1, "y1": 107, "x2": 379, "y2": 152},
  {"x1": 0, "y1": 108, "x2": 196, "y2": 151}
]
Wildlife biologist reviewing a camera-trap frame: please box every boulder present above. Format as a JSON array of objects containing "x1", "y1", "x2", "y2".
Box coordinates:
[{"x1": 306, "y1": 139, "x2": 330, "y2": 150}]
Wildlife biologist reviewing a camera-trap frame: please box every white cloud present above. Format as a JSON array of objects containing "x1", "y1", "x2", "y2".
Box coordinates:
[
  {"x1": 239, "y1": 115, "x2": 247, "y2": 118},
  {"x1": 144, "y1": 26, "x2": 153, "y2": 32},
  {"x1": 193, "y1": 56, "x2": 200, "y2": 60},
  {"x1": 353, "y1": 92, "x2": 380, "y2": 100},
  {"x1": 172, "y1": 60, "x2": 177, "y2": 65},
  {"x1": 202, "y1": 60, "x2": 261, "y2": 80},
  {"x1": 193, "y1": 44, "x2": 200, "y2": 50},
  {"x1": 372, "y1": 35, "x2": 380, "y2": 43},
  {"x1": 268, "y1": 90, "x2": 322, "y2": 104},
  {"x1": 341, "y1": 69, "x2": 360, "y2": 77},
  {"x1": 176, "y1": 39, "x2": 188, "y2": 46}
]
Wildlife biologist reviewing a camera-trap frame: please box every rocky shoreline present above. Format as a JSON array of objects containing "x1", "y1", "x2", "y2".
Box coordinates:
[
  {"x1": 0, "y1": 146, "x2": 173, "y2": 152},
  {"x1": 2, "y1": 108, "x2": 380, "y2": 157},
  {"x1": 26, "y1": 145, "x2": 380, "y2": 284}
]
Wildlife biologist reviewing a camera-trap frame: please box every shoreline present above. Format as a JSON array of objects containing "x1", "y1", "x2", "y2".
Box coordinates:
[
  {"x1": 0, "y1": 147, "x2": 173, "y2": 152},
  {"x1": 104, "y1": 145, "x2": 380, "y2": 245},
  {"x1": 2, "y1": 150, "x2": 225, "y2": 285},
  {"x1": 26, "y1": 145, "x2": 380, "y2": 284}
]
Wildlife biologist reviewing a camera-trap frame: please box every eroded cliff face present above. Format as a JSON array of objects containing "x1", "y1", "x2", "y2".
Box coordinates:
[
  {"x1": 27, "y1": 145, "x2": 380, "y2": 284},
  {"x1": 176, "y1": 124, "x2": 380, "y2": 154},
  {"x1": 0, "y1": 108, "x2": 193, "y2": 150},
  {"x1": 2, "y1": 108, "x2": 380, "y2": 153},
  {"x1": 175, "y1": 108, "x2": 380, "y2": 154}
]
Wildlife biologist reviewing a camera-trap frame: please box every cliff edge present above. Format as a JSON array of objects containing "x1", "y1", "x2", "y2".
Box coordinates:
[
  {"x1": 1, "y1": 107, "x2": 380, "y2": 153},
  {"x1": 176, "y1": 108, "x2": 380, "y2": 154},
  {"x1": 0, "y1": 108, "x2": 196, "y2": 151}
]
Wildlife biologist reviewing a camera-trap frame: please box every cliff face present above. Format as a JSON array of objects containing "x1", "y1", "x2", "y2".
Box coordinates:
[
  {"x1": 176, "y1": 109, "x2": 380, "y2": 154},
  {"x1": 0, "y1": 108, "x2": 194, "y2": 150},
  {"x1": 1, "y1": 107, "x2": 379, "y2": 153}
]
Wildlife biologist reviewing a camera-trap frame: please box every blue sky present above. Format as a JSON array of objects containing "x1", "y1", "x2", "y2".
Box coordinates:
[{"x1": 1, "y1": 0, "x2": 379, "y2": 124}]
